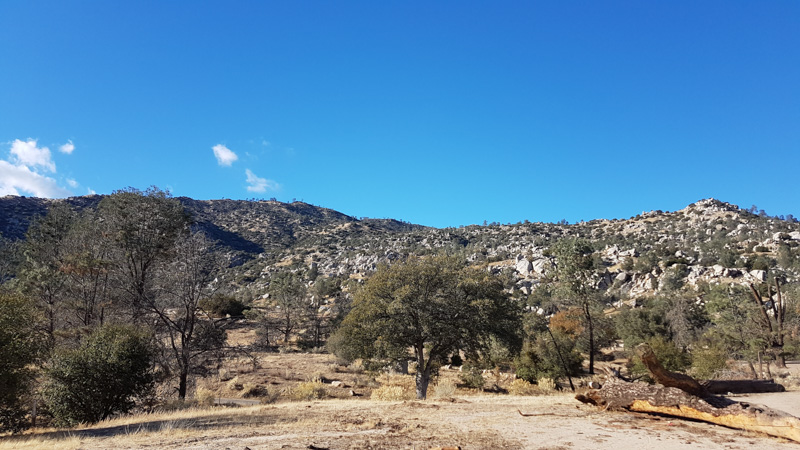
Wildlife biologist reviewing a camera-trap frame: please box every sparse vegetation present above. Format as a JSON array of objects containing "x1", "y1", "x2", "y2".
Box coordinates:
[{"x1": 0, "y1": 193, "x2": 799, "y2": 444}]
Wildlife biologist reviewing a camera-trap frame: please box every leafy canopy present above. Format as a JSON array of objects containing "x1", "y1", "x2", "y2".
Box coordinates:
[
  {"x1": 330, "y1": 255, "x2": 522, "y2": 398},
  {"x1": 42, "y1": 325, "x2": 155, "y2": 426}
]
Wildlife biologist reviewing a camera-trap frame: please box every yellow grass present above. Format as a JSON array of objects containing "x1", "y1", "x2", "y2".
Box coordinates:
[{"x1": 3, "y1": 393, "x2": 787, "y2": 450}]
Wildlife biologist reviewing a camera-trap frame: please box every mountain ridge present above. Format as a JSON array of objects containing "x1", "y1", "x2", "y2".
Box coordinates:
[{"x1": 2, "y1": 194, "x2": 799, "y2": 301}]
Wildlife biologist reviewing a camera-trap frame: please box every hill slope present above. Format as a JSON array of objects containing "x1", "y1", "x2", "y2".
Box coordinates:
[{"x1": 1, "y1": 195, "x2": 798, "y2": 300}]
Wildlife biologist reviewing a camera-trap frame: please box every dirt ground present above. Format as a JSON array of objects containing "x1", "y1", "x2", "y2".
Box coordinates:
[
  {"x1": 7, "y1": 343, "x2": 800, "y2": 449},
  {"x1": 6, "y1": 393, "x2": 800, "y2": 450}
]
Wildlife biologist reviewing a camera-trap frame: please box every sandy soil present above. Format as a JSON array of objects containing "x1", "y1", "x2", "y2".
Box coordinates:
[{"x1": 8, "y1": 393, "x2": 800, "y2": 450}]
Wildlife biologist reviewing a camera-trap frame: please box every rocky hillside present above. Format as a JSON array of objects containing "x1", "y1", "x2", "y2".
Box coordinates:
[{"x1": 2, "y1": 195, "x2": 799, "y2": 302}]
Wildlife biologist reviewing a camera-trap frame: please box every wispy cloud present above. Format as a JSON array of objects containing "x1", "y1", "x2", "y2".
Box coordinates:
[
  {"x1": 245, "y1": 169, "x2": 279, "y2": 193},
  {"x1": 213, "y1": 144, "x2": 238, "y2": 167},
  {"x1": 10, "y1": 139, "x2": 56, "y2": 172},
  {"x1": 59, "y1": 140, "x2": 75, "y2": 154},
  {"x1": 66, "y1": 178, "x2": 79, "y2": 188}
]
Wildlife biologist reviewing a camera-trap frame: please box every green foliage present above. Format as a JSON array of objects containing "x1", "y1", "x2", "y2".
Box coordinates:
[
  {"x1": 200, "y1": 294, "x2": 249, "y2": 318},
  {"x1": 661, "y1": 264, "x2": 688, "y2": 292},
  {"x1": 459, "y1": 365, "x2": 486, "y2": 389},
  {"x1": 0, "y1": 291, "x2": 43, "y2": 432},
  {"x1": 629, "y1": 336, "x2": 691, "y2": 381},
  {"x1": 690, "y1": 342, "x2": 729, "y2": 379},
  {"x1": 549, "y1": 238, "x2": 607, "y2": 374},
  {"x1": 515, "y1": 331, "x2": 582, "y2": 383},
  {"x1": 703, "y1": 284, "x2": 768, "y2": 360},
  {"x1": 615, "y1": 302, "x2": 670, "y2": 348},
  {"x1": 330, "y1": 255, "x2": 522, "y2": 399},
  {"x1": 42, "y1": 325, "x2": 155, "y2": 426}
]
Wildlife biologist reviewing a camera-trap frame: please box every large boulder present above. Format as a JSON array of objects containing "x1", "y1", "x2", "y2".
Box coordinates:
[
  {"x1": 532, "y1": 258, "x2": 553, "y2": 276},
  {"x1": 515, "y1": 257, "x2": 533, "y2": 277}
]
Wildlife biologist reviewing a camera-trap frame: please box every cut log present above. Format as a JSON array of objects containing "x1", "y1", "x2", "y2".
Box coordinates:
[
  {"x1": 576, "y1": 377, "x2": 800, "y2": 442},
  {"x1": 703, "y1": 379, "x2": 786, "y2": 395}
]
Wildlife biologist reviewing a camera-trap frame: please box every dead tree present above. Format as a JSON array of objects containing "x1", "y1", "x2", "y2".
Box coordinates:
[
  {"x1": 749, "y1": 279, "x2": 787, "y2": 368},
  {"x1": 576, "y1": 343, "x2": 799, "y2": 442}
]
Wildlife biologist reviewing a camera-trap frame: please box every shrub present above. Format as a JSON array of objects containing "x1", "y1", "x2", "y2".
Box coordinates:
[
  {"x1": 432, "y1": 380, "x2": 457, "y2": 398},
  {"x1": 515, "y1": 332, "x2": 582, "y2": 383},
  {"x1": 370, "y1": 385, "x2": 410, "y2": 401},
  {"x1": 691, "y1": 344, "x2": 729, "y2": 380},
  {"x1": 508, "y1": 379, "x2": 537, "y2": 396},
  {"x1": 241, "y1": 383, "x2": 269, "y2": 398},
  {"x1": 218, "y1": 368, "x2": 233, "y2": 382},
  {"x1": 227, "y1": 376, "x2": 243, "y2": 391},
  {"x1": 537, "y1": 377, "x2": 557, "y2": 392},
  {"x1": 459, "y1": 365, "x2": 485, "y2": 390},
  {"x1": 42, "y1": 325, "x2": 155, "y2": 426},
  {"x1": 200, "y1": 294, "x2": 249, "y2": 318},
  {"x1": 290, "y1": 381, "x2": 327, "y2": 400},
  {"x1": 629, "y1": 336, "x2": 691, "y2": 382},
  {"x1": 0, "y1": 292, "x2": 42, "y2": 433},
  {"x1": 195, "y1": 387, "x2": 217, "y2": 406}
]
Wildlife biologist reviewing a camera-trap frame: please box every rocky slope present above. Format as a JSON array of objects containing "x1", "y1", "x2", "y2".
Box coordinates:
[{"x1": 1, "y1": 195, "x2": 798, "y2": 302}]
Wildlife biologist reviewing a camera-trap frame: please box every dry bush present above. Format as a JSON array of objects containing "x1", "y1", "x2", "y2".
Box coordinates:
[
  {"x1": 218, "y1": 368, "x2": 233, "y2": 382},
  {"x1": 508, "y1": 379, "x2": 538, "y2": 396},
  {"x1": 194, "y1": 387, "x2": 217, "y2": 406},
  {"x1": 227, "y1": 376, "x2": 243, "y2": 391},
  {"x1": 432, "y1": 379, "x2": 457, "y2": 398},
  {"x1": 370, "y1": 385, "x2": 412, "y2": 401},
  {"x1": 348, "y1": 360, "x2": 364, "y2": 374},
  {"x1": 241, "y1": 383, "x2": 269, "y2": 398},
  {"x1": 290, "y1": 381, "x2": 327, "y2": 400},
  {"x1": 307, "y1": 372, "x2": 325, "y2": 383},
  {"x1": 537, "y1": 377, "x2": 557, "y2": 393}
]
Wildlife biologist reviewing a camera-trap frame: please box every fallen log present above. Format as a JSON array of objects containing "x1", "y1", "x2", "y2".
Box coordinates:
[
  {"x1": 576, "y1": 378, "x2": 800, "y2": 442},
  {"x1": 703, "y1": 379, "x2": 786, "y2": 395},
  {"x1": 636, "y1": 343, "x2": 785, "y2": 394},
  {"x1": 574, "y1": 344, "x2": 800, "y2": 442}
]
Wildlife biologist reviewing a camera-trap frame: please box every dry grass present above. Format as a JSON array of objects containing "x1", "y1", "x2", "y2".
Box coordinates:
[
  {"x1": 3, "y1": 393, "x2": 797, "y2": 449},
  {"x1": 432, "y1": 379, "x2": 457, "y2": 398},
  {"x1": 508, "y1": 378, "x2": 538, "y2": 396},
  {"x1": 289, "y1": 381, "x2": 327, "y2": 400},
  {"x1": 8, "y1": 352, "x2": 798, "y2": 449},
  {"x1": 371, "y1": 385, "x2": 411, "y2": 401}
]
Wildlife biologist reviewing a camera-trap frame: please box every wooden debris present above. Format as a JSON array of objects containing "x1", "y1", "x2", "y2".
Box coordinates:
[
  {"x1": 575, "y1": 343, "x2": 800, "y2": 442},
  {"x1": 703, "y1": 379, "x2": 786, "y2": 395}
]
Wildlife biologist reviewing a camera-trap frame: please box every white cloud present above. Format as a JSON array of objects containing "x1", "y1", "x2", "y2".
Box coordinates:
[
  {"x1": 87, "y1": 188, "x2": 97, "y2": 195},
  {"x1": 0, "y1": 160, "x2": 71, "y2": 197},
  {"x1": 213, "y1": 144, "x2": 238, "y2": 167},
  {"x1": 245, "y1": 169, "x2": 279, "y2": 193},
  {"x1": 10, "y1": 139, "x2": 56, "y2": 172},
  {"x1": 66, "y1": 178, "x2": 79, "y2": 188},
  {"x1": 59, "y1": 140, "x2": 75, "y2": 154}
]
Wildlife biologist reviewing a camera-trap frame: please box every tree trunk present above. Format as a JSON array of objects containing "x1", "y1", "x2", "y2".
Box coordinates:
[
  {"x1": 576, "y1": 377, "x2": 800, "y2": 442},
  {"x1": 747, "y1": 360, "x2": 758, "y2": 379},
  {"x1": 415, "y1": 369, "x2": 431, "y2": 400},
  {"x1": 179, "y1": 369, "x2": 188, "y2": 399},
  {"x1": 703, "y1": 379, "x2": 785, "y2": 395},
  {"x1": 576, "y1": 344, "x2": 799, "y2": 442},
  {"x1": 584, "y1": 303, "x2": 595, "y2": 375},
  {"x1": 414, "y1": 345, "x2": 430, "y2": 400},
  {"x1": 636, "y1": 343, "x2": 705, "y2": 397}
]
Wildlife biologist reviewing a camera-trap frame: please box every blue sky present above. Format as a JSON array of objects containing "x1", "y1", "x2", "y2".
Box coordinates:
[{"x1": 1, "y1": 1, "x2": 798, "y2": 227}]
